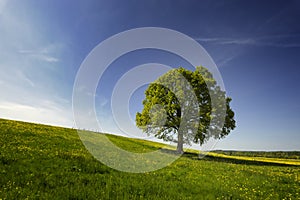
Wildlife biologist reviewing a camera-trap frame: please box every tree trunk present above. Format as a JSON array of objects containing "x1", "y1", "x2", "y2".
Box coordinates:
[{"x1": 177, "y1": 132, "x2": 184, "y2": 154}]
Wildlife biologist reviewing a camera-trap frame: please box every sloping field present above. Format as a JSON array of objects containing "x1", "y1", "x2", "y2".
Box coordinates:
[{"x1": 0, "y1": 118, "x2": 299, "y2": 199}]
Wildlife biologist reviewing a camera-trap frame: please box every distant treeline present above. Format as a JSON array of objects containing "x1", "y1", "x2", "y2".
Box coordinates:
[{"x1": 212, "y1": 150, "x2": 300, "y2": 159}]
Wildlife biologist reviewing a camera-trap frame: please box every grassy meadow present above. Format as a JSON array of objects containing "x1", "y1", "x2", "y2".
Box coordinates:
[{"x1": 0, "y1": 118, "x2": 299, "y2": 199}]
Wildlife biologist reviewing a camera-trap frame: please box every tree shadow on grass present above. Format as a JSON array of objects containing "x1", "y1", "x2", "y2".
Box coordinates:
[{"x1": 180, "y1": 151, "x2": 299, "y2": 167}]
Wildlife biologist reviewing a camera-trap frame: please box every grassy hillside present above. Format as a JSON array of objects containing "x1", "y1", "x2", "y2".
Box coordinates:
[{"x1": 0, "y1": 118, "x2": 299, "y2": 199}]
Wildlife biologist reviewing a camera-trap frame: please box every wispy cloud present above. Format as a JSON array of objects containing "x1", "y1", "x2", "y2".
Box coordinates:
[
  {"x1": 0, "y1": 100, "x2": 73, "y2": 128},
  {"x1": 219, "y1": 38, "x2": 256, "y2": 45},
  {"x1": 196, "y1": 37, "x2": 255, "y2": 45},
  {"x1": 98, "y1": 96, "x2": 108, "y2": 107},
  {"x1": 0, "y1": 2, "x2": 70, "y2": 128},
  {"x1": 195, "y1": 34, "x2": 300, "y2": 48},
  {"x1": 30, "y1": 53, "x2": 59, "y2": 63},
  {"x1": 195, "y1": 37, "x2": 224, "y2": 42},
  {"x1": 217, "y1": 55, "x2": 237, "y2": 67},
  {"x1": 16, "y1": 70, "x2": 35, "y2": 87},
  {"x1": 19, "y1": 48, "x2": 60, "y2": 63}
]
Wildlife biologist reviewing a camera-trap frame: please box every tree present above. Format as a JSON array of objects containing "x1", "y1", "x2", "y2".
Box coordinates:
[{"x1": 136, "y1": 66, "x2": 236, "y2": 153}]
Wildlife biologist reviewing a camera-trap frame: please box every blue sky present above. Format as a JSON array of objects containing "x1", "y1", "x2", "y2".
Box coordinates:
[{"x1": 0, "y1": 0, "x2": 299, "y2": 150}]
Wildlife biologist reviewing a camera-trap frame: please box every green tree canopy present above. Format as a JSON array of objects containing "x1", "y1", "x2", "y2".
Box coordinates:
[{"x1": 136, "y1": 66, "x2": 236, "y2": 153}]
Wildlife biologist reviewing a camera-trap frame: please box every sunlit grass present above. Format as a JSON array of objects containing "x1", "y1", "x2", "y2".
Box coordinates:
[
  {"x1": 207, "y1": 152, "x2": 300, "y2": 166},
  {"x1": 0, "y1": 118, "x2": 299, "y2": 199}
]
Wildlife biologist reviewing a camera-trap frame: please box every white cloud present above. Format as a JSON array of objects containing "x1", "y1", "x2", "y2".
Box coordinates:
[
  {"x1": 0, "y1": 101, "x2": 74, "y2": 128},
  {"x1": 31, "y1": 54, "x2": 60, "y2": 63},
  {"x1": 195, "y1": 35, "x2": 300, "y2": 48},
  {"x1": 19, "y1": 48, "x2": 60, "y2": 63},
  {"x1": 15, "y1": 70, "x2": 35, "y2": 87},
  {"x1": 217, "y1": 55, "x2": 237, "y2": 67},
  {"x1": 219, "y1": 38, "x2": 256, "y2": 45},
  {"x1": 98, "y1": 96, "x2": 108, "y2": 107},
  {"x1": 195, "y1": 34, "x2": 300, "y2": 68},
  {"x1": 0, "y1": 3, "x2": 70, "y2": 128},
  {"x1": 196, "y1": 37, "x2": 257, "y2": 46},
  {"x1": 195, "y1": 37, "x2": 224, "y2": 42}
]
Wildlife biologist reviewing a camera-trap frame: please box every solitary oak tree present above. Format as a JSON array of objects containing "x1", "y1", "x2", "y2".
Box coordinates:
[{"x1": 136, "y1": 66, "x2": 235, "y2": 153}]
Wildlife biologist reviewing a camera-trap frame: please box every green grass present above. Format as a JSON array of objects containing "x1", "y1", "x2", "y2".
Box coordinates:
[
  {"x1": 0, "y1": 118, "x2": 299, "y2": 199},
  {"x1": 212, "y1": 150, "x2": 300, "y2": 159},
  {"x1": 207, "y1": 152, "x2": 300, "y2": 166}
]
